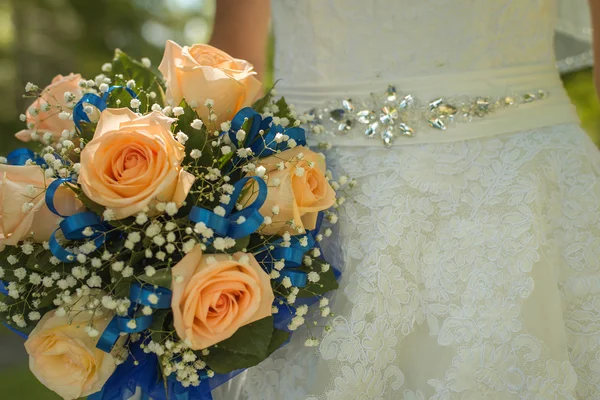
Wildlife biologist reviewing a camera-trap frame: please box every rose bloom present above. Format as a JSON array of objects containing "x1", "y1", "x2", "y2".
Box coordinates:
[
  {"x1": 0, "y1": 164, "x2": 82, "y2": 249},
  {"x1": 158, "y1": 40, "x2": 262, "y2": 124},
  {"x1": 78, "y1": 108, "x2": 195, "y2": 220},
  {"x1": 245, "y1": 146, "x2": 336, "y2": 235},
  {"x1": 16, "y1": 73, "x2": 82, "y2": 142},
  {"x1": 171, "y1": 246, "x2": 274, "y2": 349},
  {"x1": 24, "y1": 305, "x2": 118, "y2": 400}
]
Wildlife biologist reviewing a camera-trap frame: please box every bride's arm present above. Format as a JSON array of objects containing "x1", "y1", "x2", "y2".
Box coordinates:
[
  {"x1": 590, "y1": 0, "x2": 600, "y2": 97},
  {"x1": 209, "y1": 0, "x2": 270, "y2": 78}
]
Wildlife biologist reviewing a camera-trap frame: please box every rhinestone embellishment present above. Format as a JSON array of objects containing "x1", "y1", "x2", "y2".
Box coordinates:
[{"x1": 307, "y1": 85, "x2": 549, "y2": 147}]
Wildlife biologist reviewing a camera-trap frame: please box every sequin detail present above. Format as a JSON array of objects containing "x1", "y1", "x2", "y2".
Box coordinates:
[{"x1": 306, "y1": 86, "x2": 549, "y2": 147}]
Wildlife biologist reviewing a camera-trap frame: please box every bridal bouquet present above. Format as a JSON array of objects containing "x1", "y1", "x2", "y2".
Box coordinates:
[{"x1": 0, "y1": 41, "x2": 347, "y2": 400}]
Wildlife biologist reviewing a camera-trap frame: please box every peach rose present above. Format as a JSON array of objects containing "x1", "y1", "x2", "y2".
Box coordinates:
[
  {"x1": 245, "y1": 146, "x2": 336, "y2": 235},
  {"x1": 24, "y1": 306, "x2": 118, "y2": 400},
  {"x1": 78, "y1": 108, "x2": 195, "y2": 220},
  {"x1": 171, "y1": 247, "x2": 274, "y2": 349},
  {"x1": 16, "y1": 73, "x2": 82, "y2": 142},
  {"x1": 0, "y1": 164, "x2": 82, "y2": 248},
  {"x1": 158, "y1": 40, "x2": 262, "y2": 124}
]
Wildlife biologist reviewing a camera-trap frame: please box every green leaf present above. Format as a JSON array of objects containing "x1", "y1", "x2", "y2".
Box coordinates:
[
  {"x1": 139, "y1": 268, "x2": 172, "y2": 289},
  {"x1": 204, "y1": 347, "x2": 263, "y2": 374},
  {"x1": 113, "y1": 280, "x2": 132, "y2": 298},
  {"x1": 77, "y1": 192, "x2": 105, "y2": 216},
  {"x1": 106, "y1": 216, "x2": 136, "y2": 231},
  {"x1": 129, "y1": 250, "x2": 146, "y2": 268},
  {"x1": 149, "y1": 309, "x2": 170, "y2": 343},
  {"x1": 252, "y1": 92, "x2": 273, "y2": 113},
  {"x1": 213, "y1": 316, "x2": 274, "y2": 357},
  {"x1": 104, "y1": 86, "x2": 137, "y2": 109},
  {"x1": 267, "y1": 329, "x2": 291, "y2": 356},
  {"x1": 25, "y1": 246, "x2": 56, "y2": 272},
  {"x1": 274, "y1": 97, "x2": 291, "y2": 119},
  {"x1": 0, "y1": 246, "x2": 24, "y2": 271},
  {"x1": 110, "y1": 49, "x2": 166, "y2": 109},
  {"x1": 173, "y1": 100, "x2": 214, "y2": 165},
  {"x1": 204, "y1": 319, "x2": 288, "y2": 374},
  {"x1": 251, "y1": 81, "x2": 279, "y2": 112},
  {"x1": 296, "y1": 259, "x2": 339, "y2": 298},
  {"x1": 78, "y1": 121, "x2": 96, "y2": 142},
  {"x1": 229, "y1": 235, "x2": 251, "y2": 253},
  {"x1": 35, "y1": 288, "x2": 60, "y2": 309},
  {"x1": 110, "y1": 265, "x2": 133, "y2": 287}
]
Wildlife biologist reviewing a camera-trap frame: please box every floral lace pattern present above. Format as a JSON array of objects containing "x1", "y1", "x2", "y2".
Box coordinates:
[
  {"x1": 272, "y1": 0, "x2": 556, "y2": 86},
  {"x1": 212, "y1": 124, "x2": 600, "y2": 399}
]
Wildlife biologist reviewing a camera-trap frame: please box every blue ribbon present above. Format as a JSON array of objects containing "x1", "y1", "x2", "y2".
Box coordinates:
[
  {"x1": 73, "y1": 86, "x2": 137, "y2": 131},
  {"x1": 225, "y1": 107, "x2": 307, "y2": 158},
  {"x1": 89, "y1": 336, "x2": 245, "y2": 400},
  {"x1": 96, "y1": 283, "x2": 172, "y2": 353},
  {"x1": 254, "y1": 213, "x2": 326, "y2": 288},
  {"x1": 272, "y1": 296, "x2": 321, "y2": 332},
  {"x1": 44, "y1": 178, "x2": 110, "y2": 263},
  {"x1": 6, "y1": 148, "x2": 45, "y2": 166},
  {"x1": 255, "y1": 234, "x2": 316, "y2": 288},
  {"x1": 189, "y1": 176, "x2": 267, "y2": 240}
]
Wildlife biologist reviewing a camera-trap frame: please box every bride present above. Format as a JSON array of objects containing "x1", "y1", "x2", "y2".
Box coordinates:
[{"x1": 208, "y1": 0, "x2": 600, "y2": 398}]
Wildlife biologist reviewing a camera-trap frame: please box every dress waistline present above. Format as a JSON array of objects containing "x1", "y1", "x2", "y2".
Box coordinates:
[{"x1": 276, "y1": 63, "x2": 580, "y2": 147}]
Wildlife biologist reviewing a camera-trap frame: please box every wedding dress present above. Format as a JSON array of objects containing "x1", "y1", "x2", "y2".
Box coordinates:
[
  {"x1": 210, "y1": 1, "x2": 600, "y2": 399},
  {"x1": 555, "y1": 0, "x2": 593, "y2": 73}
]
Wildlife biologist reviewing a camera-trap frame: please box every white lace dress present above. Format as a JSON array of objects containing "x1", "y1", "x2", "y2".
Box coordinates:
[{"x1": 212, "y1": 1, "x2": 600, "y2": 399}]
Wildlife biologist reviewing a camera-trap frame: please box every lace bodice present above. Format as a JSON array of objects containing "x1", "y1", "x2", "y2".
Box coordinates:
[{"x1": 272, "y1": 0, "x2": 557, "y2": 87}]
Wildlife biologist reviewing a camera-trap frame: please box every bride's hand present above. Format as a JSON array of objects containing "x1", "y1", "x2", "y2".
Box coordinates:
[{"x1": 209, "y1": 0, "x2": 270, "y2": 79}]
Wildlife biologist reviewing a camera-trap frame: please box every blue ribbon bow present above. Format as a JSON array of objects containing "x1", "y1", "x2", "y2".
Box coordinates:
[
  {"x1": 254, "y1": 212, "x2": 327, "y2": 289},
  {"x1": 6, "y1": 148, "x2": 45, "y2": 166},
  {"x1": 255, "y1": 234, "x2": 316, "y2": 288},
  {"x1": 188, "y1": 176, "x2": 267, "y2": 240},
  {"x1": 226, "y1": 107, "x2": 307, "y2": 158},
  {"x1": 73, "y1": 86, "x2": 137, "y2": 131},
  {"x1": 96, "y1": 283, "x2": 173, "y2": 353},
  {"x1": 45, "y1": 178, "x2": 110, "y2": 263}
]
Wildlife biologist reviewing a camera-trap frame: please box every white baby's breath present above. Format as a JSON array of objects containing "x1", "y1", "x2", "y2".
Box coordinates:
[
  {"x1": 173, "y1": 107, "x2": 185, "y2": 117},
  {"x1": 191, "y1": 119, "x2": 203, "y2": 130}
]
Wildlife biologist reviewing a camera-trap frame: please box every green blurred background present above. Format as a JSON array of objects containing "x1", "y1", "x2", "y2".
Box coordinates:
[{"x1": 0, "y1": 0, "x2": 599, "y2": 399}]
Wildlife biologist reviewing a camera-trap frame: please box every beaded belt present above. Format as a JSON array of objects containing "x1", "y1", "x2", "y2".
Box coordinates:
[
  {"x1": 278, "y1": 64, "x2": 580, "y2": 147},
  {"x1": 305, "y1": 86, "x2": 550, "y2": 147}
]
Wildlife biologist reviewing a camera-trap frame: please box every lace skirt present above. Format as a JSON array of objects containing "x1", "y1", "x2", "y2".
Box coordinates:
[{"x1": 212, "y1": 123, "x2": 600, "y2": 400}]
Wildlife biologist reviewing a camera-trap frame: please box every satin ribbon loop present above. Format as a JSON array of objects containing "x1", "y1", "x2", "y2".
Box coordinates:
[
  {"x1": 45, "y1": 178, "x2": 76, "y2": 217},
  {"x1": 115, "y1": 312, "x2": 153, "y2": 334},
  {"x1": 188, "y1": 207, "x2": 229, "y2": 237},
  {"x1": 188, "y1": 176, "x2": 267, "y2": 240},
  {"x1": 73, "y1": 86, "x2": 137, "y2": 131},
  {"x1": 97, "y1": 283, "x2": 173, "y2": 353},
  {"x1": 129, "y1": 283, "x2": 172, "y2": 309},
  {"x1": 227, "y1": 107, "x2": 270, "y2": 145},
  {"x1": 280, "y1": 269, "x2": 308, "y2": 287},
  {"x1": 7, "y1": 148, "x2": 45, "y2": 166},
  {"x1": 59, "y1": 211, "x2": 106, "y2": 240},
  {"x1": 225, "y1": 107, "x2": 307, "y2": 158},
  {"x1": 255, "y1": 124, "x2": 307, "y2": 157},
  {"x1": 45, "y1": 178, "x2": 110, "y2": 263},
  {"x1": 255, "y1": 232, "x2": 316, "y2": 288}
]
